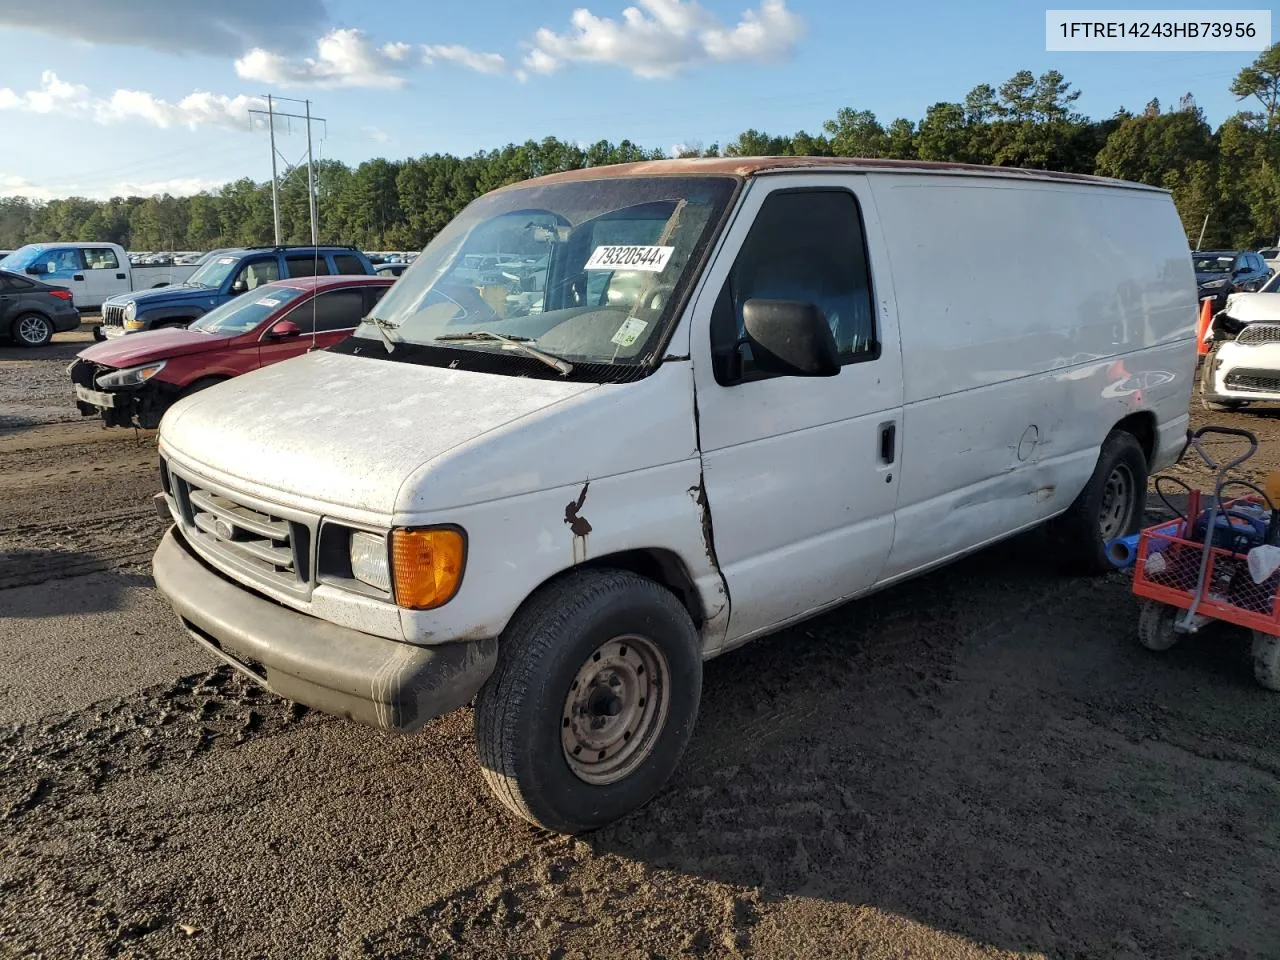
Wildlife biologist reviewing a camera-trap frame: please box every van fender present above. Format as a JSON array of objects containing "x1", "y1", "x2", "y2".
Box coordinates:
[{"x1": 395, "y1": 461, "x2": 731, "y2": 657}]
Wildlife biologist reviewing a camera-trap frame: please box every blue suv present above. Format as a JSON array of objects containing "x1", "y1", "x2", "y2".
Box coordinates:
[{"x1": 100, "y1": 245, "x2": 376, "y2": 338}]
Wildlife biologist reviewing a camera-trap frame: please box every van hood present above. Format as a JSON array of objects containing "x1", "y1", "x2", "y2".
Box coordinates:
[
  {"x1": 1221, "y1": 292, "x2": 1280, "y2": 324},
  {"x1": 158, "y1": 350, "x2": 597, "y2": 514},
  {"x1": 106, "y1": 284, "x2": 216, "y2": 309},
  {"x1": 78, "y1": 327, "x2": 235, "y2": 368}
]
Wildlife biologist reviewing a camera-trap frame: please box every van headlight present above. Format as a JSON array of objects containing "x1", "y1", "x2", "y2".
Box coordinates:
[
  {"x1": 95, "y1": 361, "x2": 166, "y2": 389},
  {"x1": 349, "y1": 531, "x2": 391, "y2": 592}
]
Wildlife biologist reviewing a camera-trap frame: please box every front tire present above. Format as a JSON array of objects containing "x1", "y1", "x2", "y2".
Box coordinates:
[
  {"x1": 1137, "y1": 599, "x2": 1180, "y2": 652},
  {"x1": 475, "y1": 569, "x2": 702, "y2": 834},
  {"x1": 1050, "y1": 429, "x2": 1148, "y2": 575},
  {"x1": 1252, "y1": 632, "x2": 1280, "y2": 691},
  {"x1": 13, "y1": 313, "x2": 53, "y2": 347}
]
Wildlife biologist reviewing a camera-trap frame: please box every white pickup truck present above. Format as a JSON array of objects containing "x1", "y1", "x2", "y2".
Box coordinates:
[{"x1": 0, "y1": 242, "x2": 200, "y2": 310}]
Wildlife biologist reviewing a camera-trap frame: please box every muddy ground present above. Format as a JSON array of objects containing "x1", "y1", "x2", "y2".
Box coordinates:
[{"x1": 1, "y1": 327, "x2": 1278, "y2": 960}]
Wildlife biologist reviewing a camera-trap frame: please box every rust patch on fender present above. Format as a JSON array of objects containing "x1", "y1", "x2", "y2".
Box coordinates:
[{"x1": 565, "y1": 482, "x2": 592, "y2": 562}]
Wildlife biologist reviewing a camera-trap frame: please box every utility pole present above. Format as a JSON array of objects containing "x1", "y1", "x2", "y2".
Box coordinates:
[
  {"x1": 305, "y1": 99, "x2": 318, "y2": 245},
  {"x1": 267, "y1": 95, "x2": 281, "y2": 245},
  {"x1": 1197, "y1": 213, "x2": 1209, "y2": 251},
  {"x1": 248, "y1": 96, "x2": 327, "y2": 247}
]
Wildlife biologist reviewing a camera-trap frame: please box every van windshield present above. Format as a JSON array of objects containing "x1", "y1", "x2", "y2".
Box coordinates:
[{"x1": 351, "y1": 175, "x2": 737, "y2": 377}]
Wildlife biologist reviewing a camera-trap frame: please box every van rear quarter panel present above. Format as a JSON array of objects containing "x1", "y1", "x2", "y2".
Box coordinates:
[{"x1": 869, "y1": 175, "x2": 1195, "y2": 579}]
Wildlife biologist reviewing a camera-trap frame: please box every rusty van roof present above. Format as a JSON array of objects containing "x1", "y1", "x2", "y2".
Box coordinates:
[{"x1": 494, "y1": 156, "x2": 1165, "y2": 193}]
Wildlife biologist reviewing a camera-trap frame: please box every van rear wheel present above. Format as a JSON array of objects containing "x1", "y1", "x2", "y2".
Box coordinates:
[
  {"x1": 1050, "y1": 429, "x2": 1148, "y2": 575},
  {"x1": 474, "y1": 569, "x2": 702, "y2": 834}
]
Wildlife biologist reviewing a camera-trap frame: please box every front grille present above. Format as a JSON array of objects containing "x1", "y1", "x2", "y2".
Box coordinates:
[
  {"x1": 1235, "y1": 324, "x2": 1280, "y2": 347},
  {"x1": 1224, "y1": 369, "x2": 1280, "y2": 394},
  {"x1": 168, "y1": 464, "x2": 314, "y2": 597},
  {"x1": 102, "y1": 304, "x2": 125, "y2": 327}
]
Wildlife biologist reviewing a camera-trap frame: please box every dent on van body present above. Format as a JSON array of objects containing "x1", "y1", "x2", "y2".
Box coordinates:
[{"x1": 868, "y1": 175, "x2": 1194, "y2": 579}]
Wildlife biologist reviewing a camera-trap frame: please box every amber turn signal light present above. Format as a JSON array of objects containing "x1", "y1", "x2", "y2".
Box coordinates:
[{"x1": 390, "y1": 527, "x2": 466, "y2": 610}]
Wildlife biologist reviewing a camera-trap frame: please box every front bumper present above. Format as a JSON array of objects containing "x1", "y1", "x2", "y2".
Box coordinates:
[
  {"x1": 152, "y1": 526, "x2": 497, "y2": 732},
  {"x1": 70, "y1": 365, "x2": 174, "y2": 429},
  {"x1": 1205, "y1": 341, "x2": 1280, "y2": 402}
]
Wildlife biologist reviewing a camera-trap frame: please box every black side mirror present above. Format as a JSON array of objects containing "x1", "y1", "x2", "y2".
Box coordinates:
[
  {"x1": 25, "y1": 266, "x2": 40, "y2": 276},
  {"x1": 742, "y1": 299, "x2": 840, "y2": 377}
]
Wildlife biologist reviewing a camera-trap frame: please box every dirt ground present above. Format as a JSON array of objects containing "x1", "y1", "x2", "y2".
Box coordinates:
[{"x1": 1, "y1": 327, "x2": 1278, "y2": 960}]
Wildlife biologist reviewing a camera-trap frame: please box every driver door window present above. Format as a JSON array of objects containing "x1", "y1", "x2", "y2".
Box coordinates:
[{"x1": 710, "y1": 189, "x2": 878, "y2": 385}]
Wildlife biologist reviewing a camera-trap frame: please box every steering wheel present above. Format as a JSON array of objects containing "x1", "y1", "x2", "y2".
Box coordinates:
[{"x1": 635, "y1": 284, "x2": 677, "y2": 318}]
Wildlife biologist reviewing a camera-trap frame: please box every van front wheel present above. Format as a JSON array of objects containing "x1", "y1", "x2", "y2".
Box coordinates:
[
  {"x1": 474, "y1": 569, "x2": 702, "y2": 834},
  {"x1": 1051, "y1": 429, "x2": 1148, "y2": 575}
]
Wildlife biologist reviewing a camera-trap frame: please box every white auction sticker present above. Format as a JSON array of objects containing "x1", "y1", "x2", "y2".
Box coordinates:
[
  {"x1": 585, "y1": 245, "x2": 673, "y2": 272},
  {"x1": 256, "y1": 297, "x2": 281, "y2": 306},
  {"x1": 610, "y1": 317, "x2": 648, "y2": 347}
]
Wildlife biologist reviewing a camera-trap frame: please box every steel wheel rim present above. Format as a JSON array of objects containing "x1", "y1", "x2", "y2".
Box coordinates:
[
  {"x1": 18, "y1": 316, "x2": 48, "y2": 344},
  {"x1": 1099, "y1": 463, "x2": 1135, "y2": 540},
  {"x1": 561, "y1": 634, "x2": 670, "y2": 786}
]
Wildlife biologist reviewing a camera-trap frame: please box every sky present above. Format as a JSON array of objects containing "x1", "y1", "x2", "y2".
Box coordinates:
[{"x1": 0, "y1": 0, "x2": 1270, "y2": 200}]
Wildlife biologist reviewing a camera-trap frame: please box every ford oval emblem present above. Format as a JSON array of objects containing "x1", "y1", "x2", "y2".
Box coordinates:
[{"x1": 214, "y1": 517, "x2": 235, "y2": 540}]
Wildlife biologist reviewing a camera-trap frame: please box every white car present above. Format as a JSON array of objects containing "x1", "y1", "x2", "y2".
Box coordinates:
[
  {"x1": 1259, "y1": 247, "x2": 1280, "y2": 272},
  {"x1": 150, "y1": 157, "x2": 1195, "y2": 834},
  {"x1": 1201, "y1": 271, "x2": 1280, "y2": 410}
]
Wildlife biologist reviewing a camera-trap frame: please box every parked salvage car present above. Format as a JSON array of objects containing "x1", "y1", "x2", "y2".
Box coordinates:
[
  {"x1": 376, "y1": 262, "x2": 408, "y2": 278},
  {"x1": 69, "y1": 275, "x2": 392, "y2": 428},
  {"x1": 150, "y1": 157, "x2": 1196, "y2": 834},
  {"x1": 1, "y1": 269, "x2": 80, "y2": 346},
  {"x1": 1194, "y1": 250, "x2": 1272, "y2": 313},
  {"x1": 1200, "y1": 271, "x2": 1280, "y2": 410},
  {"x1": 99, "y1": 245, "x2": 376, "y2": 339}
]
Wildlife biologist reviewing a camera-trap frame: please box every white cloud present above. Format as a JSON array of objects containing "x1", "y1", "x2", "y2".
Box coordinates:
[
  {"x1": 0, "y1": 72, "x2": 262, "y2": 131},
  {"x1": 422, "y1": 44, "x2": 508, "y2": 76},
  {"x1": 235, "y1": 28, "x2": 416, "y2": 88},
  {"x1": 363, "y1": 125, "x2": 393, "y2": 143},
  {"x1": 525, "y1": 0, "x2": 804, "y2": 78},
  {"x1": 0, "y1": 173, "x2": 226, "y2": 201},
  {"x1": 0, "y1": 0, "x2": 327, "y2": 57}
]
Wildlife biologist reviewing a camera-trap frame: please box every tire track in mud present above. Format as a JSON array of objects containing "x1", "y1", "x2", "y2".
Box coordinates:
[
  {"x1": 0, "y1": 506, "x2": 165, "y2": 589},
  {"x1": 0, "y1": 665, "x2": 324, "y2": 824}
]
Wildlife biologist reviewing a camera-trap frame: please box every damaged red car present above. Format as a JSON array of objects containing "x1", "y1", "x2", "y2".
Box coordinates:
[{"x1": 69, "y1": 275, "x2": 394, "y2": 428}]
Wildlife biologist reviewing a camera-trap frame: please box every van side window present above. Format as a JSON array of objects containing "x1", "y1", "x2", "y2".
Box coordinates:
[
  {"x1": 87, "y1": 248, "x2": 120, "y2": 270},
  {"x1": 286, "y1": 254, "x2": 333, "y2": 278},
  {"x1": 710, "y1": 189, "x2": 877, "y2": 384}
]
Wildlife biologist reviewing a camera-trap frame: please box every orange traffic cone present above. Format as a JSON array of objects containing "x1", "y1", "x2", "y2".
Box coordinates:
[{"x1": 1196, "y1": 297, "x2": 1214, "y2": 356}]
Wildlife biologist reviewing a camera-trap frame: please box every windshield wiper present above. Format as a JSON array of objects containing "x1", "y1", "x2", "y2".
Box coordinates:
[
  {"x1": 363, "y1": 316, "x2": 400, "y2": 354},
  {"x1": 434, "y1": 331, "x2": 573, "y2": 376}
]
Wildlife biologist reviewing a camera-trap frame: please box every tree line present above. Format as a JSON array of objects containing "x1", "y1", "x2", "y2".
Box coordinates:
[{"x1": 3, "y1": 45, "x2": 1278, "y2": 254}]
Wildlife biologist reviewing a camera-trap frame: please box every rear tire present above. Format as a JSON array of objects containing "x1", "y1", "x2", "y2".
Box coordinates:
[
  {"x1": 474, "y1": 569, "x2": 702, "y2": 834},
  {"x1": 13, "y1": 313, "x2": 53, "y2": 347},
  {"x1": 1050, "y1": 429, "x2": 1148, "y2": 575}
]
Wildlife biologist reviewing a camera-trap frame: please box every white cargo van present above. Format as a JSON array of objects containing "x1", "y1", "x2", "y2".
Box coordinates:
[
  {"x1": 0, "y1": 242, "x2": 197, "y2": 309},
  {"x1": 151, "y1": 158, "x2": 1197, "y2": 833}
]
